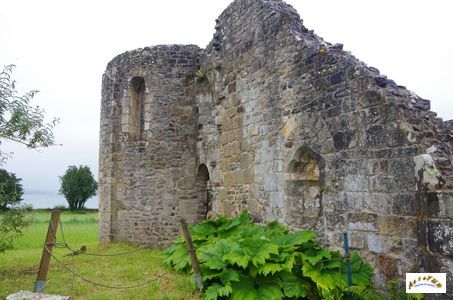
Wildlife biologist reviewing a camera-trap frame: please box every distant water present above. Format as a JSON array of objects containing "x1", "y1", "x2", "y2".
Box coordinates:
[{"x1": 22, "y1": 193, "x2": 99, "y2": 209}]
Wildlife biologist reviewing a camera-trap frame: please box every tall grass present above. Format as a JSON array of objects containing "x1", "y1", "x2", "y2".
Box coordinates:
[{"x1": 0, "y1": 210, "x2": 198, "y2": 299}]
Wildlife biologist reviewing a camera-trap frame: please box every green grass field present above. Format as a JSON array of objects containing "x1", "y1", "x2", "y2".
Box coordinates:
[{"x1": 0, "y1": 210, "x2": 198, "y2": 299}]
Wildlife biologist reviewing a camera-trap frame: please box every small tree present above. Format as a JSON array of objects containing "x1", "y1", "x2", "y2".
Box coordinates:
[
  {"x1": 0, "y1": 64, "x2": 57, "y2": 253},
  {"x1": 0, "y1": 168, "x2": 24, "y2": 211},
  {"x1": 59, "y1": 165, "x2": 98, "y2": 210}
]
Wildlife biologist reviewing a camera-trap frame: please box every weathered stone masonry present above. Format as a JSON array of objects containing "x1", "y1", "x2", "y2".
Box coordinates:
[{"x1": 100, "y1": 0, "x2": 452, "y2": 290}]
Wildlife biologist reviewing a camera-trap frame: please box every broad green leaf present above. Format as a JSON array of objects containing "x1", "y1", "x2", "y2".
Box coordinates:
[
  {"x1": 231, "y1": 276, "x2": 258, "y2": 300},
  {"x1": 247, "y1": 264, "x2": 259, "y2": 278},
  {"x1": 199, "y1": 253, "x2": 225, "y2": 270},
  {"x1": 280, "y1": 230, "x2": 316, "y2": 247},
  {"x1": 164, "y1": 243, "x2": 189, "y2": 271},
  {"x1": 223, "y1": 246, "x2": 249, "y2": 269},
  {"x1": 198, "y1": 246, "x2": 225, "y2": 270},
  {"x1": 240, "y1": 222, "x2": 265, "y2": 238},
  {"x1": 279, "y1": 271, "x2": 307, "y2": 298},
  {"x1": 343, "y1": 251, "x2": 373, "y2": 286},
  {"x1": 257, "y1": 252, "x2": 296, "y2": 276},
  {"x1": 257, "y1": 283, "x2": 283, "y2": 300},
  {"x1": 224, "y1": 237, "x2": 278, "y2": 269},
  {"x1": 219, "y1": 269, "x2": 240, "y2": 285},
  {"x1": 204, "y1": 283, "x2": 232, "y2": 300},
  {"x1": 190, "y1": 221, "x2": 216, "y2": 241},
  {"x1": 243, "y1": 237, "x2": 279, "y2": 266},
  {"x1": 300, "y1": 248, "x2": 332, "y2": 265},
  {"x1": 198, "y1": 237, "x2": 240, "y2": 270},
  {"x1": 258, "y1": 262, "x2": 284, "y2": 276},
  {"x1": 266, "y1": 252, "x2": 296, "y2": 273},
  {"x1": 201, "y1": 269, "x2": 223, "y2": 282},
  {"x1": 255, "y1": 274, "x2": 282, "y2": 286},
  {"x1": 163, "y1": 242, "x2": 179, "y2": 257},
  {"x1": 280, "y1": 252, "x2": 296, "y2": 272},
  {"x1": 230, "y1": 288, "x2": 258, "y2": 300},
  {"x1": 302, "y1": 263, "x2": 346, "y2": 291},
  {"x1": 324, "y1": 259, "x2": 341, "y2": 269},
  {"x1": 218, "y1": 212, "x2": 252, "y2": 238},
  {"x1": 265, "y1": 220, "x2": 288, "y2": 236},
  {"x1": 169, "y1": 236, "x2": 184, "y2": 245}
]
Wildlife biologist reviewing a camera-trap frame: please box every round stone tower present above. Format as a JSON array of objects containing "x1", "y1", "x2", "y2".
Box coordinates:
[{"x1": 99, "y1": 45, "x2": 205, "y2": 247}]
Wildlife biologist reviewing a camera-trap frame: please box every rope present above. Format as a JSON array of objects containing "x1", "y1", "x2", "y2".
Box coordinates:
[
  {"x1": 42, "y1": 217, "x2": 183, "y2": 290},
  {"x1": 65, "y1": 243, "x2": 147, "y2": 257},
  {"x1": 45, "y1": 245, "x2": 170, "y2": 290},
  {"x1": 57, "y1": 219, "x2": 147, "y2": 257}
]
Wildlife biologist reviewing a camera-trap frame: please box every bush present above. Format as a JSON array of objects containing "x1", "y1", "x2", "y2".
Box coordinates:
[
  {"x1": 59, "y1": 165, "x2": 98, "y2": 210},
  {"x1": 0, "y1": 168, "x2": 24, "y2": 211},
  {"x1": 165, "y1": 213, "x2": 376, "y2": 300},
  {"x1": 0, "y1": 204, "x2": 32, "y2": 253}
]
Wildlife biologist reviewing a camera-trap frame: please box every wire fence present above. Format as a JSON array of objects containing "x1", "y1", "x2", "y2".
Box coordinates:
[
  {"x1": 41, "y1": 219, "x2": 188, "y2": 290},
  {"x1": 57, "y1": 219, "x2": 147, "y2": 257},
  {"x1": 45, "y1": 244, "x2": 170, "y2": 289},
  {"x1": 43, "y1": 216, "x2": 352, "y2": 296}
]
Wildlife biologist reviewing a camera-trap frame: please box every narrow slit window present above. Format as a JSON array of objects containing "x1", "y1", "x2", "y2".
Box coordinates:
[{"x1": 129, "y1": 77, "x2": 145, "y2": 140}]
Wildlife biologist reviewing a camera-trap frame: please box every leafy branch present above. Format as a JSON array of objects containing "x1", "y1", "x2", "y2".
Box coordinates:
[{"x1": 0, "y1": 64, "x2": 59, "y2": 162}]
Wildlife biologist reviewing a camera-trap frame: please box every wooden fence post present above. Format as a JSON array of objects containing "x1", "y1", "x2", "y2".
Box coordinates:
[
  {"x1": 34, "y1": 210, "x2": 61, "y2": 293},
  {"x1": 180, "y1": 218, "x2": 203, "y2": 290}
]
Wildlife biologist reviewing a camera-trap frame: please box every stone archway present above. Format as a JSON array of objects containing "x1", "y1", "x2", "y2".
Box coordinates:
[
  {"x1": 284, "y1": 147, "x2": 322, "y2": 228},
  {"x1": 194, "y1": 164, "x2": 211, "y2": 222}
]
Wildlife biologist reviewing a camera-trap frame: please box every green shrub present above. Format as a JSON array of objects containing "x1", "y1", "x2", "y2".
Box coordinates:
[{"x1": 165, "y1": 212, "x2": 375, "y2": 299}]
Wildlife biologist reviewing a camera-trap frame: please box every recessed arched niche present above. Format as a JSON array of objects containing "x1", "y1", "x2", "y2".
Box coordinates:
[
  {"x1": 194, "y1": 164, "x2": 211, "y2": 222},
  {"x1": 285, "y1": 147, "x2": 322, "y2": 227}
]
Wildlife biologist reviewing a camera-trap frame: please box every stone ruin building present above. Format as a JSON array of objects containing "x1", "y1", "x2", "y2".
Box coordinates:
[{"x1": 99, "y1": 0, "x2": 452, "y2": 290}]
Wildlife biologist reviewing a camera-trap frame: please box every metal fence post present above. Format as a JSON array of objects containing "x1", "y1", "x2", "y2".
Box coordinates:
[{"x1": 343, "y1": 232, "x2": 353, "y2": 300}]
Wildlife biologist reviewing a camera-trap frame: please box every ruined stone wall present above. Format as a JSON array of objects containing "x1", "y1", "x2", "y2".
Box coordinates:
[
  {"x1": 100, "y1": 0, "x2": 452, "y2": 290},
  {"x1": 195, "y1": 0, "x2": 420, "y2": 281},
  {"x1": 196, "y1": 0, "x2": 453, "y2": 288}
]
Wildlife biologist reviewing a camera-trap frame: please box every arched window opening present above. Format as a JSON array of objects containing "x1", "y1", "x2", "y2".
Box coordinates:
[
  {"x1": 129, "y1": 77, "x2": 145, "y2": 140},
  {"x1": 285, "y1": 147, "x2": 321, "y2": 226},
  {"x1": 194, "y1": 164, "x2": 211, "y2": 222}
]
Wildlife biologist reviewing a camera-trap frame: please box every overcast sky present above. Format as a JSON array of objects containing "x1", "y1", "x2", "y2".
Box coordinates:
[{"x1": 0, "y1": 0, "x2": 452, "y2": 198}]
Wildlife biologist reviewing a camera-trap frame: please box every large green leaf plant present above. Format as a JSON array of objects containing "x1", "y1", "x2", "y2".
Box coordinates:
[{"x1": 165, "y1": 212, "x2": 375, "y2": 299}]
